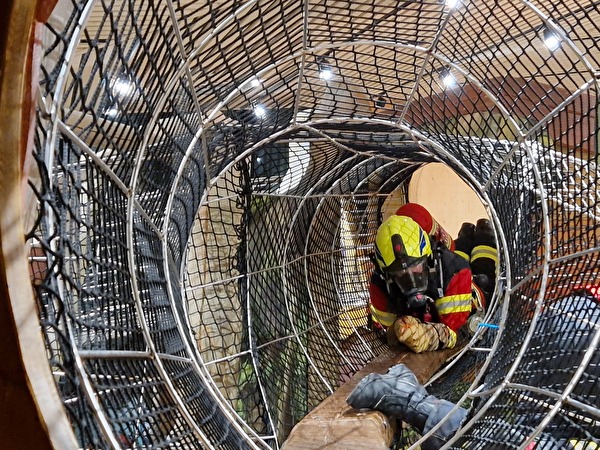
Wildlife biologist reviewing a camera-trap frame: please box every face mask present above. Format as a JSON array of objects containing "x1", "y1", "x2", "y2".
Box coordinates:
[
  {"x1": 406, "y1": 292, "x2": 430, "y2": 309},
  {"x1": 388, "y1": 257, "x2": 429, "y2": 299}
]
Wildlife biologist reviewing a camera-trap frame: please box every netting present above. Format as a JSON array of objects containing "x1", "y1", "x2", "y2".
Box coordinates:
[{"x1": 23, "y1": 0, "x2": 600, "y2": 448}]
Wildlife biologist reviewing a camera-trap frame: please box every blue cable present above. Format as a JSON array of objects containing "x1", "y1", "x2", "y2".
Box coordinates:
[{"x1": 478, "y1": 323, "x2": 499, "y2": 329}]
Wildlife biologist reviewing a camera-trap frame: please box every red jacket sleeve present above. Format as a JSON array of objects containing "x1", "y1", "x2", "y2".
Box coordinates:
[
  {"x1": 435, "y1": 267, "x2": 472, "y2": 332},
  {"x1": 369, "y1": 280, "x2": 398, "y2": 328}
]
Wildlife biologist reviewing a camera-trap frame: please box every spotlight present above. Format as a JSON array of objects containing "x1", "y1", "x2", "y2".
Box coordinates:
[
  {"x1": 104, "y1": 107, "x2": 119, "y2": 118},
  {"x1": 439, "y1": 0, "x2": 459, "y2": 10},
  {"x1": 319, "y1": 66, "x2": 333, "y2": 81},
  {"x1": 111, "y1": 78, "x2": 133, "y2": 97},
  {"x1": 439, "y1": 67, "x2": 456, "y2": 87},
  {"x1": 543, "y1": 28, "x2": 560, "y2": 51},
  {"x1": 318, "y1": 59, "x2": 334, "y2": 81},
  {"x1": 374, "y1": 94, "x2": 387, "y2": 108},
  {"x1": 253, "y1": 103, "x2": 266, "y2": 118}
]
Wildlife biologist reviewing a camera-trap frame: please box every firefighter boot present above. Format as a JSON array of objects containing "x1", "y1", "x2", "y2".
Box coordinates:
[
  {"x1": 471, "y1": 218, "x2": 497, "y2": 298},
  {"x1": 347, "y1": 364, "x2": 468, "y2": 450},
  {"x1": 454, "y1": 222, "x2": 476, "y2": 262},
  {"x1": 346, "y1": 363, "x2": 429, "y2": 427},
  {"x1": 417, "y1": 395, "x2": 469, "y2": 450}
]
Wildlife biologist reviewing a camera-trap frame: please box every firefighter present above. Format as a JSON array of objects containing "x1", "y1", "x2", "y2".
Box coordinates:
[
  {"x1": 349, "y1": 290, "x2": 600, "y2": 449},
  {"x1": 398, "y1": 203, "x2": 498, "y2": 300},
  {"x1": 369, "y1": 205, "x2": 496, "y2": 353}
]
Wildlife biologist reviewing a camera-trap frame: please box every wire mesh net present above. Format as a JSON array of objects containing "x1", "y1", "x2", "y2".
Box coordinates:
[{"x1": 23, "y1": 0, "x2": 600, "y2": 448}]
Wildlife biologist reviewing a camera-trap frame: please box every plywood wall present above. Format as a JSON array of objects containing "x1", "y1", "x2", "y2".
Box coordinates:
[{"x1": 408, "y1": 163, "x2": 489, "y2": 238}]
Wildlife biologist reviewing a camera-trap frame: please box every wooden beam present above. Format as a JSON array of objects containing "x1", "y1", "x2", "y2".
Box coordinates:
[
  {"x1": 281, "y1": 345, "x2": 461, "y2": 450},
  {"x1": 0, "y1": 0, "x2": 77, "y2": 448}
]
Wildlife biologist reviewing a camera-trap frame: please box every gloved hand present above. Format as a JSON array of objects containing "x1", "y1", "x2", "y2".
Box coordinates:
[{"x1": 389, "y1": 316, "x2": 457, "y2": 353}]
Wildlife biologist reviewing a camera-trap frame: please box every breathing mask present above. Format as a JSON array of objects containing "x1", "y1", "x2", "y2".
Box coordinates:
[{"x1": 388, "y1": 256, "x2": 430, "y2": 307}]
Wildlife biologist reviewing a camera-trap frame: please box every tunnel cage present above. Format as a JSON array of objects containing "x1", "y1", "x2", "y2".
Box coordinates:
[{"x1": 13, "y1": 0, "x2": 600, "y2": 448}]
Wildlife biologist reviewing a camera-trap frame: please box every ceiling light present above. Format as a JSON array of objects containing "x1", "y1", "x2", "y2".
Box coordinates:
[
  {"x1": 543, "y1": 28, "x2": 560, "y2": 51},
  {"x1": 319, "y1": 66, "x2": 333, "y2": 81},
  {"x1": 112, "y1": 78, "x2": 133, "y2": 97},
  {"x1": 104, "y1": 107, "x2": 119, "y2": 118},
  {"x1": 445, "y1": 0, "x2": 459, "y2": 9},
  {"x1": 439, "y1": 67, "x2": 456, "y2": 87},
  {"x1": 240, "y1": 76, "x2": 263, "y2": 93},
  {"x1": 318, "y1": 59, "x2": 334, "y2": 81},
  {"x1": 253, "y1": 103, "x2": 266, "y2": 118}
]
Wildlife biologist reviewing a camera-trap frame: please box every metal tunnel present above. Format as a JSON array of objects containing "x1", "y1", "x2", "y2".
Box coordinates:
[{"x1": 1, "y1": 0, "x2": 599, "y2": 448}]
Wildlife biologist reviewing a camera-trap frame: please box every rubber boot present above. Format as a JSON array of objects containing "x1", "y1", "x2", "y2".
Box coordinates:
[
  {"x1": 418, "y1": 396, "x2": 468, "y2": 450},
  {"x1": 347, "y1": 364, "x2": 468, "y2": 450},
  {"x1": 346, "y1": 364, "x2": 428, "y2": 424},
  {"x1": 454, "y1": 222, "x2": 475, "y2": 261},
  {"x1": 471, "y1": 218, "x2": 497, "y2": 298}
]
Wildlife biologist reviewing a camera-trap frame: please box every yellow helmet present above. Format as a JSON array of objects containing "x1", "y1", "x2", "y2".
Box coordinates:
[
  {"x1": 374, "y1": 215, "x2": 433, "y2": 302},
  {"x1": 374, "y1": 215, "x2": 432, "y2": 272}
]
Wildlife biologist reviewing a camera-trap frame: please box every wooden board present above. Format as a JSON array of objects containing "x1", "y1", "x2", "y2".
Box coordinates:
[{"x1": 281, "y1": 346, "x2": 461, "y2": 450}]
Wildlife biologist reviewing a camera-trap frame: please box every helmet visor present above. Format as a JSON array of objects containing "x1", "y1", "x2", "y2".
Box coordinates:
[{"x1": 389, "y1": 258, "x2": 429, "y2": 295}]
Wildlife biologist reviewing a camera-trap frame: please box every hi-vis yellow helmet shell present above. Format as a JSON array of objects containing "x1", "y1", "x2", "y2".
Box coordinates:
[{"x1": 374, "y1": 215, "x2": 432, "y2": 271}]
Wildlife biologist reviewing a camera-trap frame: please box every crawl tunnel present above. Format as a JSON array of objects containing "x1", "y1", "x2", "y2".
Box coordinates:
[{"x1": 2, "y1": 0, "x2": 600, "y2": 448}]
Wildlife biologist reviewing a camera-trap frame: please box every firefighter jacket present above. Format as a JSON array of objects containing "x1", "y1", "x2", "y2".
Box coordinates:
[{"x1": 369, "y1": 245, "x2": 473, "y2": 334}]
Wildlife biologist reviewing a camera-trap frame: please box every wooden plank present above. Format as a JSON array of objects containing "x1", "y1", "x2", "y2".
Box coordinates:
[
  {"x1": 1, "y1": 1, "x2": 79, "y2": 449},
  {"x1": 281, "y1": 346, "x2": 461, "y2": 450}
]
